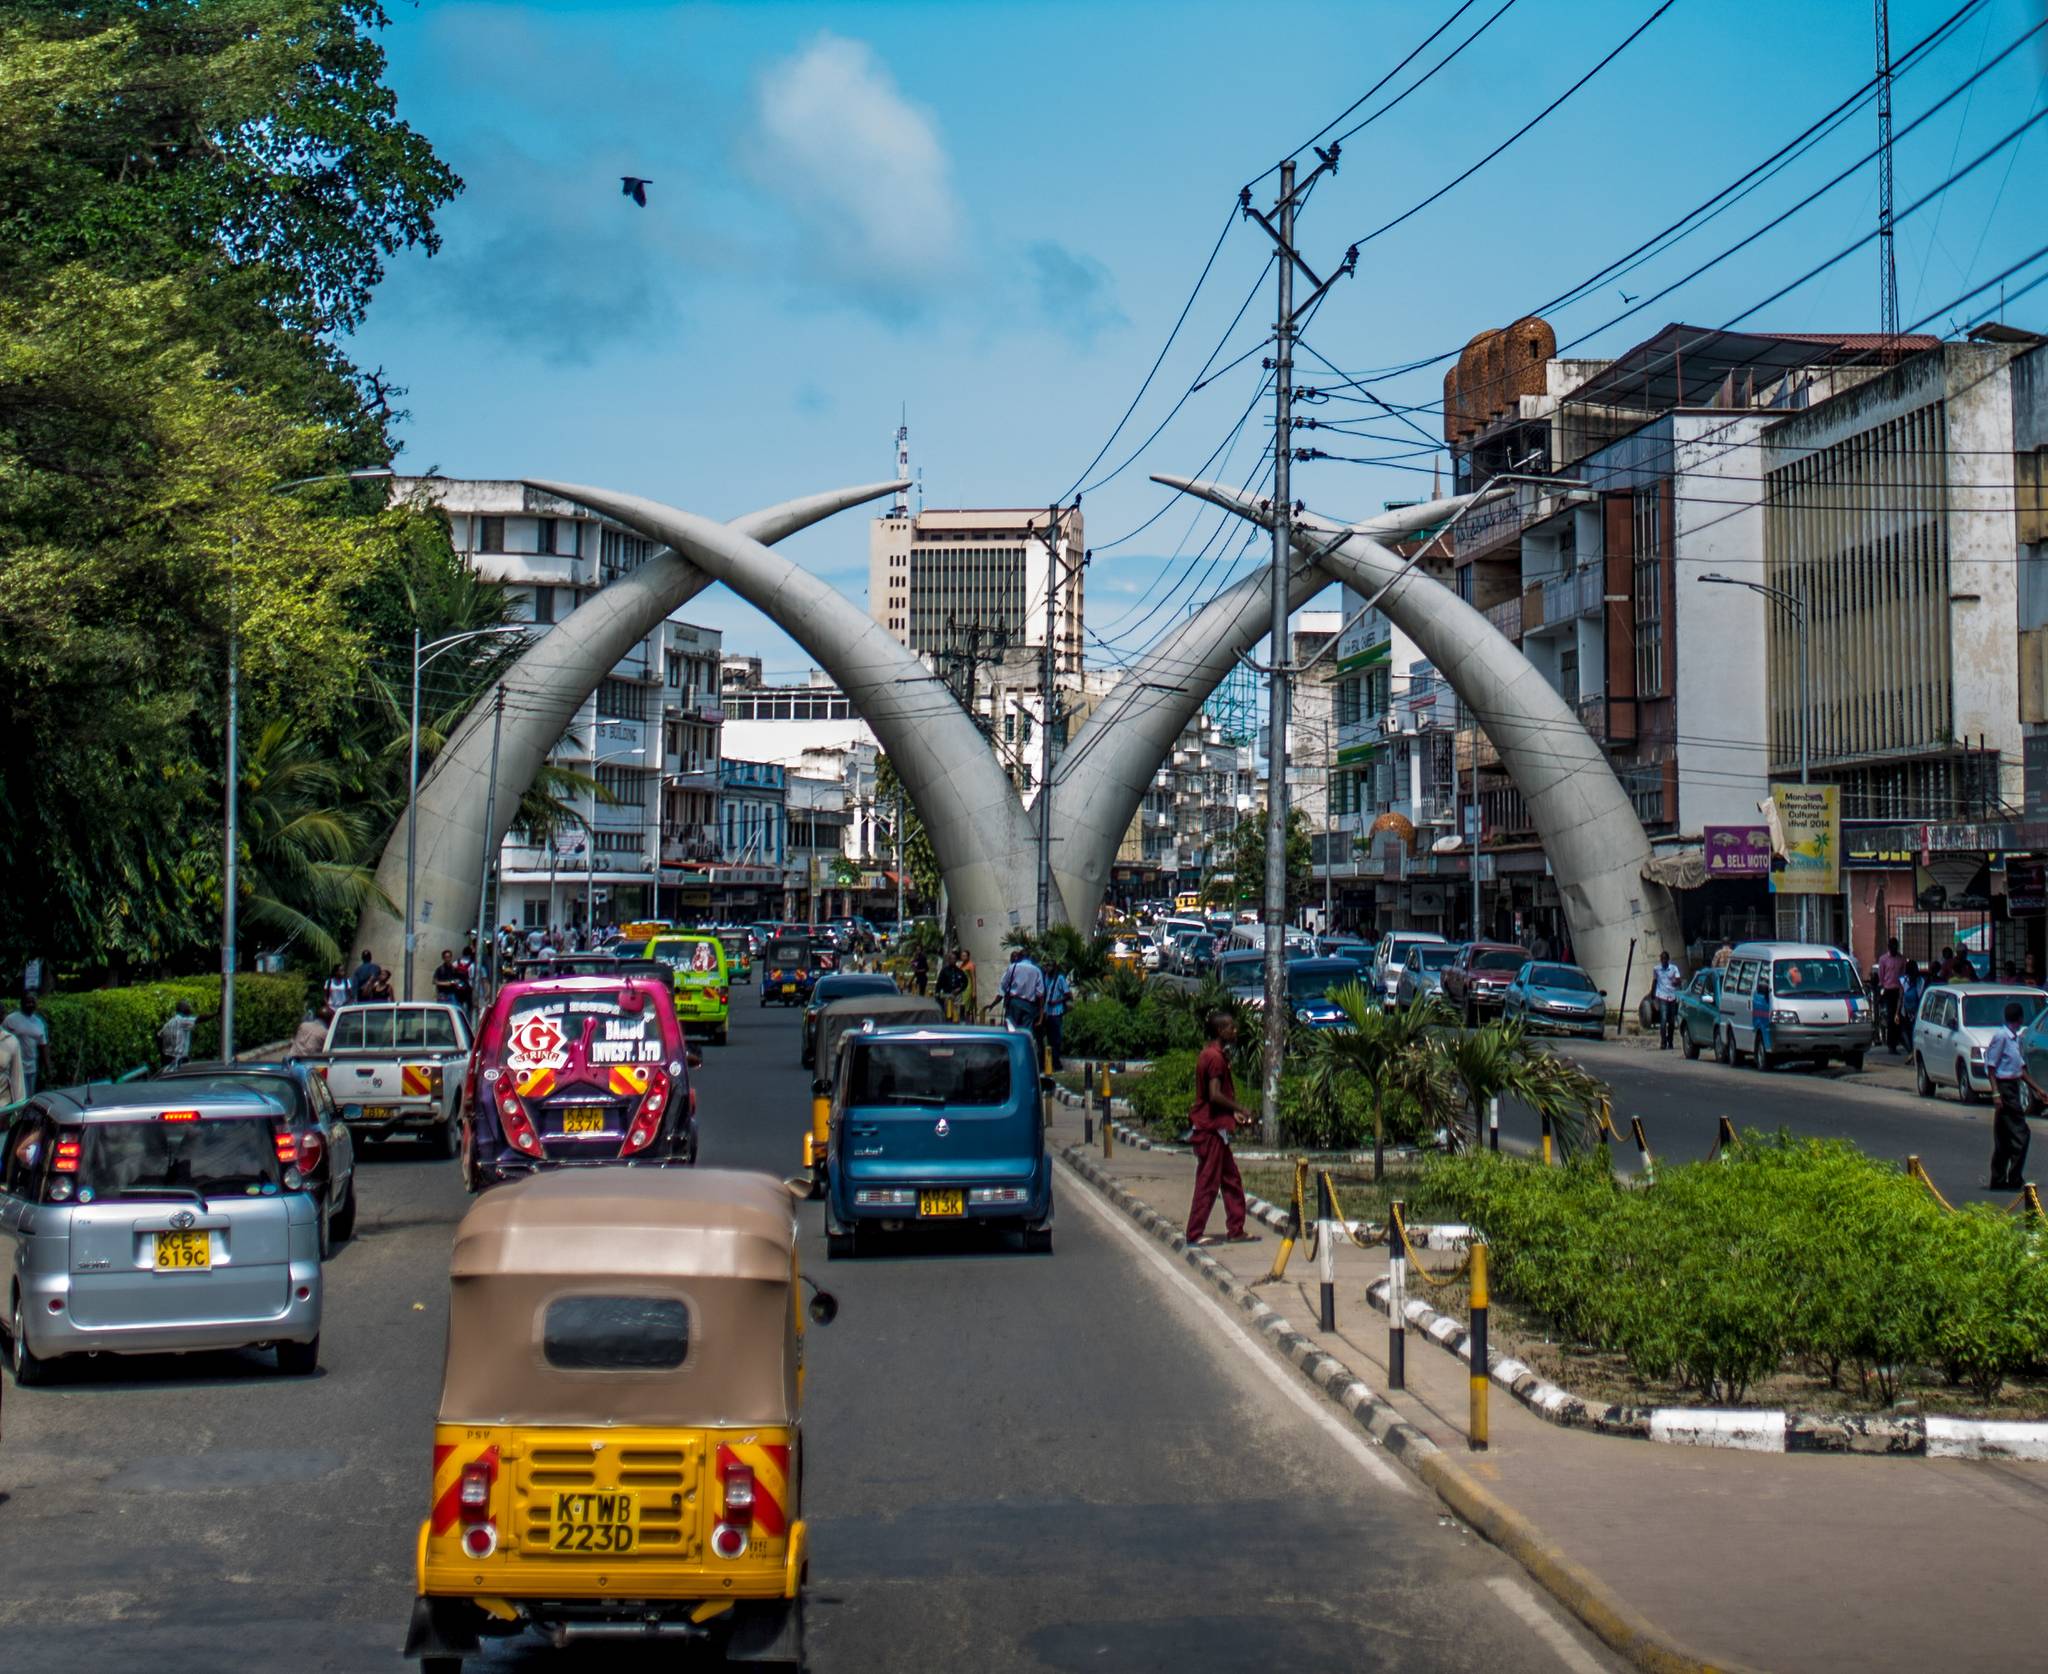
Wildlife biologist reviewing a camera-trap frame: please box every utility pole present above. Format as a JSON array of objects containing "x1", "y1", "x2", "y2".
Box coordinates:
[
  {"x1": 472, "y1": 686, "x2": 506, "y2": 1008},
  {"x1": 1030, "y1": 504, "x2": 1080, "y2": 934},
  {"x1": 1239, "y1": 149, "x2": 1356, "y2": 1144},
  {"x1": 1875, "y1": 0, "x2": 1898, "y2": 349},
  {"x1": 222, "y1": 543, "x2": 240, "y2": 1063}
]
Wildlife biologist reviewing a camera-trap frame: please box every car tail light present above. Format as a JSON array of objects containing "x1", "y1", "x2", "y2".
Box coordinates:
[
  {"x1": 711, "y1": 1522, "x2": 749, "y2": 1559},
  {"x1": 459, "y1": 1456, "x2": 496, "y2": 1524},
  {"x1": 159, "y1": 1109, "x2": 201, "y2": 1123},
  {"x1": 297, "y1": 1130, "x2": 326, "y2": 1176},
  {"x1": 711, "y1": 987, "x2": 728, "y2": 1006},
  {"x1": 496, "y1": 1092, "x2": 543, "y2": 1156},
  {"x1": 52, "y1": 1135, "x2": 81, "y2": 1174},
  {"x1": 313, "y1": 1064, "x2": 329, "y2": 1081},
  {"x1": 274, "y1": 1130, "x2": 297, "y2": 1166},
  {"x1": 622, "y1": 1068, "x2": 671, "y2": 1155},
  {"x1": 721, "y1": 1461, "x2": 755, "y2": 1522}
]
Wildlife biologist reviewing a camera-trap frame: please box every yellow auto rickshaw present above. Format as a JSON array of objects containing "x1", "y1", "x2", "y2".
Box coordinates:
[{"x1": 403, "y1": 1169, "x2": 833, "y2": 1670}]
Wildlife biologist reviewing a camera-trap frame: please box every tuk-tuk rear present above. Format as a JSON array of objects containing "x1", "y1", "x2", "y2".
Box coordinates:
[
  {"x1": 759, "y1": 937, "x2": 814, "y2": 1007},
  {"x1": 404, "y1": 1169, "x2": 828, "y2": 1669}
]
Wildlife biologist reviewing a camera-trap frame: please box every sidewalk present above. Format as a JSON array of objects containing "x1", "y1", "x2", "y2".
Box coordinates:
[
  {"x1": 1049, "y1": 1098, "x2": 2048, "y2": 1674},
  {"x1": 1592, "y1": 1023, "x2": 1920, "y2": 1097}
]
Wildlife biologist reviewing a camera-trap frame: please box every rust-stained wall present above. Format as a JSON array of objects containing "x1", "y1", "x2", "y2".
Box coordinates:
[{"x1": 1443, "y1": 317, "x2": 1558, "y2": 442}]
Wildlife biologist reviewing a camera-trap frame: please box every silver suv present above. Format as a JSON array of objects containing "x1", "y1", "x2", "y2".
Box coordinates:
[{"x1": 1, "y1": 1087, "x2": 324, "y2": 1384}]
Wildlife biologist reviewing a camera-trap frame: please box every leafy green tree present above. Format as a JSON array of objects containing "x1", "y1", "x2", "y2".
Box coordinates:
[
  {"x1": 1435, "y1": 1021, "x2": 1609, "y2": 1158},
  {"x1": 873, "y1": 754, "x2": 940, "y2": 903},
  {"x1": 1302, "y1": 986, "x2": 1458, "y2": 1180},
  {"x1": 1219, "y1": 807, "x2": 1314, "y2": 913}
]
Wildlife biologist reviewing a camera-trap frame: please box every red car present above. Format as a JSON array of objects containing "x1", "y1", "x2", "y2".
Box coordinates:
[
  {"x1": 1439, "y1": 941, "x2": 1533, "y2": 1024},
  {"x1": 460, "y1": 973, "x2": 698, "y2": 1191}
]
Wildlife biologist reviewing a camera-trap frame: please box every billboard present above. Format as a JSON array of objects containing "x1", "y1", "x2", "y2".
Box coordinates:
[
  {"x1": 1703, "y1": 825, "x2": 1772, "y2": 878},
  {"x1": 1770, "y1": 785, "x2": 1839, "y2": 896}
]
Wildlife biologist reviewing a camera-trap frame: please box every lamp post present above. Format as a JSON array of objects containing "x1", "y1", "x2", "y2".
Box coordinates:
[
  {"x1": 1699, "y1": 572, "x2": 1810, "y2": 941},
  {"x1": 221, "y1": 467, "x2": 393, "y2": 1062},
  {"x1": 586, "y1": 742, "x2": 646, "y2": 935},
  {"x1": 405, "y1": 625, "x2": 529, "y2": 999}
]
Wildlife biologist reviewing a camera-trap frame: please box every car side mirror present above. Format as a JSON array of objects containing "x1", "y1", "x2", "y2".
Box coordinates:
[
  {"x1": 1599, "y1": 990, "x2": 1609, "y2": 998},
  {"x1": 685, "y1": 1048, "x2": 703, "y2": 1069},
  {"x1": 808, "y1": 1291, "x2": 839, "y2": 1326}
]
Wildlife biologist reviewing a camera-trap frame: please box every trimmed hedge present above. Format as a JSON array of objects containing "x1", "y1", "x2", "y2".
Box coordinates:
[
  {"x1": 4, "y1": 974, "x2": 311, "y2": 1088},
  {"x1": 1121, "y1": 1048, "x2": 1383, "y2": 1151},
  {"x1": 1416, "y1": 1137, "x2": 2048, "y2": 1404},
  {"x1": 1063, "y1": 991, "x2": 1206, "y2": 1062}
]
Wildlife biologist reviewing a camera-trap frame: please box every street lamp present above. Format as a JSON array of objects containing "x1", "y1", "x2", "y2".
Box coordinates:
[
  {"x1": 404, "y1": 625, "x2": 530, "y2": 998},
  {"x1": 222, "y1": 466, "x2": 393, "y2": 1062},
  {"x1": 1698, "y1": 572, "x2": 1811, "y2": 941},
  {"x1": 587, "y1": 743, "x2": 645, "y2": 934}
]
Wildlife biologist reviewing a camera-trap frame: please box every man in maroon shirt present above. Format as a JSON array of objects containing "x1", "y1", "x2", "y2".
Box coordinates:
[{"x1": 1185, "y1": 1011, "x2": 1259, "y2": 1246}]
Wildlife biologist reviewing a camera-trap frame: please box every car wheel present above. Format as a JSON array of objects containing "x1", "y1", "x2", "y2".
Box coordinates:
[
  {"x1": 420, "y1": 1660, "x2": 464, "y2": 1674},
  {"x1": 1023, "y1": 1226, "x2": 1054, "y2": 1255},
  {"x1": 1914, "y1": 1054, "x2": 1934, "y2": 1098},
  {"x1": 11, "y1": 1293, "x2": 51, "y2": 1387},
  {"x1": 713, "y1": 1027, "x2": 728, "y2": 1046},
  {"x1": 276, "y1": 1335, "x2": 319, "y2": 1375},
  {"x1": 1681, "y1": 1027, "x2": 1700, "y2": 1061},
  {"x1": 329, "y1": 1175, "x2": 357, "y2": 1243},
  {"x1": 1957, "y1": 1061, "x2": 1979, "y2": 1105},
  {"x1": 1843, "y1": 1050, "x2": 1865, "y2": 1073},
  {"x1": 1754, "y1": 1039, "x2": 1773, "y2": 1072},
  {"x1": 428, "y1": 1111, "x2": 458, "y2": 1159},
  {"x1": 826, "y1": 1228, "x2": 857, "y2": 1260},
  {"x1": 316, "y1": 1191, "x2": 333, "y2": 1262},
  {"x1": 1714, "y1": 1027, "x2": 1732, "y2": 1065}
]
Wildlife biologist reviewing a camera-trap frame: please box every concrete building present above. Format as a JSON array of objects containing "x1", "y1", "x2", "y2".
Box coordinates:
[
  {"x1": 869, "y1": 505, "x2": 1085, "y2": 678},
  {"x1": 2012, "y1": 337, "x2": 2048, "y2": 977},
  {"x1": 659, "y1": 619, "x2": 725, "y2": 874}
]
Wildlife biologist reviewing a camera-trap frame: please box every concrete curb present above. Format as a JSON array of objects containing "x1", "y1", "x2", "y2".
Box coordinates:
[
  {"x1": 1358, "y1": 1274, "x2": 2048, "y2": 1461},
  {"x1": 1056, "y1": 1143, "x2": 1764, "y2": 1674}
]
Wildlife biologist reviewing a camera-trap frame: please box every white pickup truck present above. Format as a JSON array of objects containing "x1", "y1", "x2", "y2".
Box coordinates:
[{"x1": 298, "y1": 1002, "x2": 472, "y2": 1154}]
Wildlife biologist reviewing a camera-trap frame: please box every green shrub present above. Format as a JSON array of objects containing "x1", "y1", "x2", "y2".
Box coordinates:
[
  {"x1": 1126, "y1": 1050, "x2": 1198, "y2": 1135},
  {"x1": 5, "y1": 974, "x2": 310, "y2": 1087},
  {"x1": 1062, "y1": 985, "x2": 1209, "y2": 1062},
  {"x1": 1928, "y1": 1210, "x2": 2048, "y2": 1401}
]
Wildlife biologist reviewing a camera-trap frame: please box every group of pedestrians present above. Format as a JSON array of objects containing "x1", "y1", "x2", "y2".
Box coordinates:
[{"x1": 996, "y1": 946, "x2": 1072, "y2": 1069}]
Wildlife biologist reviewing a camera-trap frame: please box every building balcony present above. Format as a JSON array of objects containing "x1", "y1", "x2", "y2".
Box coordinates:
[
  {"x1": 664, "y1": 764, "x2": 721, "y2": 794},
  {"x1": 1483, "y1": 595, "x2": 1523, "y2": 641}
]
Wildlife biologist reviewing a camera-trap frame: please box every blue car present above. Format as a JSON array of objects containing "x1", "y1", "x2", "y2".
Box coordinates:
[
  {"x1": 825, "y1": 1024, "x2": 1053, "y2": 1256},
  {"x1": 1501, "y1": 961, "x2": 1608, "y2": 1039},
  {"x1": 1288, "y1": 956, "x2": 1369, "y2": 1028}
]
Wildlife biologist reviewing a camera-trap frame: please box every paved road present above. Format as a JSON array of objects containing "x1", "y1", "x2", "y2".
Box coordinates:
[
  {"x1": 0, "y1": 995, "x2": 1613, "y2": 1673},
  {"x1": 1490, "y1": 1038, "x2": 2026, "y2": 1202}
]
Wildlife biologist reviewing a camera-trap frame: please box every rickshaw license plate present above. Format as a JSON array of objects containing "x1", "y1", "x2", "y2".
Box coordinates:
[
  {"x1": 154, "y1": 1230, "x2": 210, "y2": 1270},
  {"x1": 559, "y1": 1107, "x2": 606, "y2": 1135},
  {"x1": 918, "y1": 1189, "x2": 965, "y2": 1218},
  {"x1": 549, "y1": 1491, "x2": 638, "y2": 1552}
]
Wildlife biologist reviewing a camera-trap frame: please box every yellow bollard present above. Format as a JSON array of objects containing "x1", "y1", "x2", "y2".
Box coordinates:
[
  {"x1": 1468, "y1": 1242, "x2": 1490, "y2": 1452},
  {"x1": 1042, "y1": 1038, "x2": 1054, "y2": 1078},
  {"x1": 808, "y1": 1088, "x2": 831, "y2": 1199},
  {"x1": 1539, "y1": 1109, "x2": 1554, "y2": 1167}
]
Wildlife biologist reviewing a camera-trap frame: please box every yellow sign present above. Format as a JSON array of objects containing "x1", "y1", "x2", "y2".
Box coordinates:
[{"x1": 1770, "y1": 785, "x2": 1839, "y2": 895}]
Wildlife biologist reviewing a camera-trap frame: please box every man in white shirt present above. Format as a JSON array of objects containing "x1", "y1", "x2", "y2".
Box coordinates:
[
  {"x1": 1651, "y1": 951, "x2": 1682, "y2": 1050},
  {"x1": 1984, "y1": 1001, "x2": 2031, "y2": 1190},
  {"x1": 999, "y1": 948, "x2": 1046, "y2": 1032},
  {"x1": 3, "y1": 993, "x2": 49, "y2": 1097}
]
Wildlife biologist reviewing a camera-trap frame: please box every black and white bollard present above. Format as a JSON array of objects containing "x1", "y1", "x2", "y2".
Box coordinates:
[
  {"x1": 1316, "y1": 1171, "x2": 1337, "y2": 1332},
  {"x1": 1387, "y1": 1200, "x2": 1408, "y2": 1390},
  {"x1": 1487, "y1": 1094, "x2": 1500, "y2": 1153}
]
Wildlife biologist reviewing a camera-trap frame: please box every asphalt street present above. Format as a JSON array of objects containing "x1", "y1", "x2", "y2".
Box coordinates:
[
  {"x1": 1500, "y1": 1037, "x2": 2028, "y2": 1201},
  {"x1": 0, "y1": 993, "x2": 1616, "y2": 1674}
]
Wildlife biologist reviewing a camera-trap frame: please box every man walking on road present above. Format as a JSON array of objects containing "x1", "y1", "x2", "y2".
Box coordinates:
[
  {"x1": 1185, "y1": 1011, "x2": 1258, "y2": 1246},
  {"x1": 999, "y1": 946, "x2": 1045, "y2": 1032},
  {"x1": 1876, "y1": 938, "x2": 1907, "y2": 1053},
  {"x1": 1985, "y1": 1000, "x2": 2031, "y2": 1189},
  {"x1": 3, "y1": 993, "x2": 49, "y2": 1098},
  {"x1": 1652, "y1": 951, "x2": 1681, "y2": 1050}
]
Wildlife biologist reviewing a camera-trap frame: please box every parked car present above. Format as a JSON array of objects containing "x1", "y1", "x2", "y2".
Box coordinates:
[
  {"x1": 1371, "y1": 930, "x2": 1451, "y2": 1008},
  {"x1": 1139, "y1": 936, "x2": 1163, "y2": 972},
  {"x1": 1394, "y1": 942, "x2": 1461, "y2": 1006},
  {"x1": 801, "y1": 971, "x2": 902, "y2": 1066},
  {"x1": 1287, "y1": 957, "x2": 1368, "y2": 1027},
  {"x1": 1440, "y1": 942, "x2": 1531, "y2": 1024},
  {"x1": 1217, "y1": 950, "x2": 1263, "y2": 1000},
  {"x1": 1318, "y1": 934, "x2": 1373, "y2": 964},
  {"x1": 1172, "y1": 932, "x2": 1217, "y2": 977},
  {"x1": 823, "y1": 1023, "x2": 1052, "y2": 1256},
  {"x1": 157, "y1": 1060, "x2": 359, "y2": 1257},
  {"x1": 462, "y1": 972, "x2": 699, "y2": 1191},
  {"x1": 1501, "y1": 961, "x2": 1606, "y2": 1039},
  {"x1": 1912, "y1": 983, "x2": 2048, "y2": 1103},
  {"x1": 1, "y1": 1086, "x2": 324, "y2": 1382},
  {"x1": 296, "y1": 1000, "x2": 472, "y2": 1155},
  {"x1": 1713, "y1": 941, "x2": 1869, "y2": 1072},
  {"x1": 1676, "y1": 966, "x2": 1724, "y2": 1059}
]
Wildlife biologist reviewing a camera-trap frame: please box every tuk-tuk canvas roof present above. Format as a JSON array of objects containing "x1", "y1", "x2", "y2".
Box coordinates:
[
  {"x1": 816, "y1": 994, "x2": 944, "y2": 1075},
  {"x1": 439, "y1": 1169, "x2": 801, "y2": 1427}
]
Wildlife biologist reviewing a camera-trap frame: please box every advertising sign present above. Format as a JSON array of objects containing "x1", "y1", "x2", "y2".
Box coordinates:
[
  {"x1": 2009, "y1": 859, "x2": 2048, "y2": 916},
  {"x1": 1703, "y1": 825, "x2": 1772, "y2": 878},
  {"x1": 1915, "y1": 855, "x2": 1993, "y2": 913},
  {"x1": 1770, "y1": 785, "x2": 1839, "y2": 895}
]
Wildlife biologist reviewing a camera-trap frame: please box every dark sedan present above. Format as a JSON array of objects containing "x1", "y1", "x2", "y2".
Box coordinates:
[
  {"x1": 155, "y1": 1060, "x2": 359, "y2": 1258},
  {"x1": 801, "y1": 971, "x2": 902, "y2": 1066}
]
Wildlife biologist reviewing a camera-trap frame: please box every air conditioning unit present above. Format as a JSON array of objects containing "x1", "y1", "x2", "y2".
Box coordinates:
[{"x1": 1380, "y1": 713, "x2": 1405, "y2": 737}]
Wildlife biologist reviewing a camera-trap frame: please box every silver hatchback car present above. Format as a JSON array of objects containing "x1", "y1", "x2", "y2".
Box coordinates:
[{"x1": 1, "y1": 1086, "x2": 324, "y2": 1384}]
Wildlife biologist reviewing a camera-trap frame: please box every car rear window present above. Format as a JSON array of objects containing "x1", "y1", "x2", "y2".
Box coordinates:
[
  {"x1": 1472, "y1": 950, "x2": 1530, "y2": 973},
  {"x1": 1530, "y1": 965, "x2": 1596, "y2": 992},
  {"x1": 544, "y1": 1296, "x2": 688, "y2": 1371},
  {"x1": 1771, "y1": 958, "x2": 1857, "y2": 996},
  {"x1": 1961, "y1": 993, "x2": 2047, "y2": 1027},
  {"x1": 82, "y1": 1117, "x2": 283, "y2": 1199},
  {"x1": 498, "y1": 990, "x2": 669, "y2": 1075},
  {"x1": 334, "y1": 1008, "x2": 460, "y2": 1050},
  {"x1": 1289, "y1": 962, "x2": 1362, "y2": 1001},
  {"x1": 768, "y1": 941, "x2": 810, "y2": 964},
  {"x1": 651, "y1": 938, "x2": 721, "y2": 975},
  {"x1": 849, "y1": 1041, "x2": 1012, "y2": 1107},
  {"x1": 156, "y1": 1073, "x2": 307, "y2": 1120},
  {"x1": 1412, "y1": 946, "x2": 1458, "y2": 971}
]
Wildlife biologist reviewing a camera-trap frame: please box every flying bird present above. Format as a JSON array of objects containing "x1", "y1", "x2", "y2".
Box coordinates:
[
  {"x1": 1617, "y1": 288, "x2": 1639, "y2": 305},
  {"x1": 621, "y1": 176, "x2": 652, "y2": 208}
]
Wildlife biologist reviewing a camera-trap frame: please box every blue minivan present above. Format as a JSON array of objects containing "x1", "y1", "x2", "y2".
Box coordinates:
[{"x1": 824, "y1": 1024, "x2": 1052, "y2": 1257}]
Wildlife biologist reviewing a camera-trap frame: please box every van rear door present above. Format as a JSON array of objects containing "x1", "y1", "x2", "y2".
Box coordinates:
[{"x1": 838, "y1": 1036, "x2": 1037, "y2": 1185}]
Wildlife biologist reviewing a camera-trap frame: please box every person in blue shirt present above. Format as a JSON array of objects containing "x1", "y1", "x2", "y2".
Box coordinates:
[
  {"x1": 1041, "y1": 962, "x2": 1071, "y2": 1071},
  {"x1": 1750, "y1": 973, "x2": 1773, "y2": 1068},
  {"x1": 1984, "y1": 1001, "x2": 2031, "y2": 1189}
]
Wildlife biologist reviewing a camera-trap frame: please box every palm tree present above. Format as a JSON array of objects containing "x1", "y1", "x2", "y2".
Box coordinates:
[
  {"x1": 1303, "y1": 984, "x2": 1459, "y2": 1179},
  {"x1": 1437, "y1": 1019, "x2": 1610, "y2": 1157}
]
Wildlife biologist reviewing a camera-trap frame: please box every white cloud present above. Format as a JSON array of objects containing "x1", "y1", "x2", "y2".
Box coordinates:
[{"x1": 747, "y1": 33, "x2": 963, "y2": 311}]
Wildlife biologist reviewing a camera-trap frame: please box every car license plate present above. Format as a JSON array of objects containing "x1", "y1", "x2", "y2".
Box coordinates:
[
  {"x1": 919, "y1": 1189, "x2": 966, "y2": 1218},
  {"x1": 154, "y1": 1230, "x2": 210, "y2": 1270},
  {"x1": 362, "y1": 1105, "x2": 393, "y2": 1120},
  {"x1": 560, "y1": 1108, "x2": 606, "y2": 1135},
  {"x1": 549, "y1": 1490, "x2": 638, "y2": 1553}
]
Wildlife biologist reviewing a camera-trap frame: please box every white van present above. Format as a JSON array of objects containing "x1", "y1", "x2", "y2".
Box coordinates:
[{"x1": 1713, "y1": 941, "x2": 1870, "y2": 1072}]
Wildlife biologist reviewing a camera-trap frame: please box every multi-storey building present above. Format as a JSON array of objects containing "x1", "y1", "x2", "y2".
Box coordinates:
[
  {"x1": 869, "y1": 505, "x2": 1085, "y2": 678},
  {"x1": 392, "y1": 478, "x2": 709, "y2": 932}
]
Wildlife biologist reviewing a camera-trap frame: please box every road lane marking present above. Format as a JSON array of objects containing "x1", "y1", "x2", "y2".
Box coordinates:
[
  {"x1": 1058, "y1": 1157, "x2": 1411, "y2": 1495},
  {"x1": 1484, "y1": 1577, "x2": 1612, "y2": 1674}
]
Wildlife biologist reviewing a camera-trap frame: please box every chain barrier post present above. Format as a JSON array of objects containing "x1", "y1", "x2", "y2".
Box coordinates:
[
  {"x1": 1103, "y1": 1099, "x2": 1113, "y2": 1158},
  {"x1": 1387, "y1": 1199, "x2": 1408, "y2": 1390},
  {"x1": 1316, "y1": 1169, "x2": 1337, "y2": 1332},
  {"x1": 1082, "y1": 1058, "x2": 1094, "y2": 1145},
  {"x1": 1540, "y1": 1108, "x2": 1554, "y2": 1167},
  {"x1": 1487, "y1": 1093, "x2": 1500, "y2": 1152},
  {"x1": 1468, "y1": 1240, "x2": 1490, "y2": 1451},
  {"x1": 1714, "y1": 1115, "x2": 1739, "y2": 1162},
  {"x1": 1631, "y1": 1114, "x2": 1655, "y2": 1183},
  {"x1": 2021, "y1": 1182, "x2": 2045, "y2": 1223},
  {"x1": 1260, "y1": 1157, "x2": 1307, "y2": 1285}
]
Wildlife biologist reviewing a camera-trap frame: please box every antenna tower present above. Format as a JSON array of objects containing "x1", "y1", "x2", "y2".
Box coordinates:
[{"x1": 1875, "y1": 0, "x2": 1898, "y2": 348}]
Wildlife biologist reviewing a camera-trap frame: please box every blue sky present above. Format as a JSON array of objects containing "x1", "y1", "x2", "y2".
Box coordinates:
[{"x1": 354, "y1": 0, "x2": 2048, "y2": 676}]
